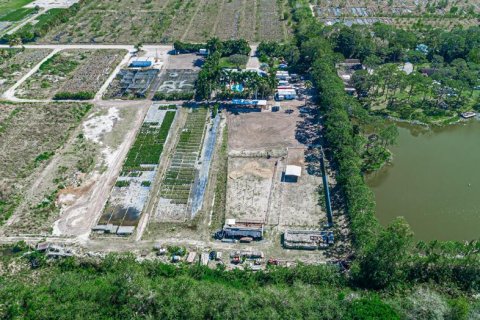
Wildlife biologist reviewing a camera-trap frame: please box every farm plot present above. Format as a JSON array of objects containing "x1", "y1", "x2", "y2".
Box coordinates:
[
  {"x1": 0, "y1": 48, "x2": 51, "y2": 94},
  {"x1": 96, "y1": 106, "x2": 176, "y2": 234},
  {"x1": 160, "y1": 0, "x2": 199, "y2": 42},
  {"x1": 213, "y1": 0, "x2": 244, "y2": 40},
  {"x1": 0, "y1": 102, "x2": 91, "y2": 230},
  {"x1": 155, "y1": 108, "x2": 208, "y2": 221},
  {"x1": 181, "y1": 0, "x2": 221, "y2": 42},
  {"x1": 312, "y1": 0, "x2": 480, "y2": 26},
  {"x1": 104, "y1": 69, "x2": 159, "y2": 99},
  {"x1": 40, "y1": 0, "x2": 183, "y2": 43},
  {"x1": 181, "y1": 0, "x2": 290, "y2": 42},
  {"x1": 256, "y1": 0, "x2": 288, "y2": 41},
  {"x1": 16, "y1": 49, "x2": 125, "y2": 100}
]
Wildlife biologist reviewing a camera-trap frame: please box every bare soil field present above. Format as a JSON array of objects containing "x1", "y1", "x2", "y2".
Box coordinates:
[
  {"x1": 269, "y1": 148, "x2": 324, "y2": 229},
  {"x1": 226, "y1": 157, "x2": 276, "y2": 223},
  {"x1": 16, "y1": 49, "x2": 125, "y2": 99},
  {"x1": 0, "y1": 102, "x2": 92, "y2": 233},
  {"x1": 225, "y1": 105, "x2": 326, "y2": 229},
  {"x1": 39, "y1": 0, "x2": 290, "y2": 43},
  {"x1": 0, "y1": 48, "x2": 52, "y2": 94},
  {"x1": 166, "y1": 54, "x2": 203, "y2": 70},
  {"x1": 227, "y1": 109, "x2": 303, "y2": 153}
]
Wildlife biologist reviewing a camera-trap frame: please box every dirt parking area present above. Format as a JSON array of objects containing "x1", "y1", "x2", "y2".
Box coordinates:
[
  {"x1": 166, "y1": 54, "x2": 203, "y2": 70},
  {"x1": 227, "y1": 109, "x2": 303, "y2": 153}
]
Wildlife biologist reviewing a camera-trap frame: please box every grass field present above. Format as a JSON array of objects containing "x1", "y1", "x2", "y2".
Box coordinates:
[
  {"x1": 39, "y1": 0, "x2": 290, "y2": 43},
  {"x1": 0, "y1": 7, "x2": 35, "y2": 21},
  {"x1": 0, "y1": 102, "x2": 91, "y2": 228},
  {"x1": 0, "y1": 0, "x2": 33, "y2": 19}
]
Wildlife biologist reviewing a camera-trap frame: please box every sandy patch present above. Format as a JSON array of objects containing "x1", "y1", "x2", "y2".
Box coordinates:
[{"x1": 83, "y1": 107, "x2": 120, "y2": 144}]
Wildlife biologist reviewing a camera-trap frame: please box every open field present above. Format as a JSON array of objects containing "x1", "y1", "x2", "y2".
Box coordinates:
[
  {"x1": 0, "y1": 48, "x2": 51, "y2": 94},
  {"x1": 0, "y1": 0, "x2": 34, "y2": 18},
  {"x1": 39, "y1": 0, "x2": 179, "y2": 43},
  {"x1": 38, "y1": 0, "x2": 290, "y2": 43},
  {"x1": 0, "y1": 102, "x2": 92, "y2": 233},
  {"x1": 227, "y1": 109, "x2": 303, "y2": 153},
  {"x1": 0, "y1": 7, "x2": 35, "y2": 22},
  {"x1": 52, "y1": 103, "x2": 149, "y2": 238},
  {"x1": 16, "y1": 49, "x2": 125, "y2": 99},
  {"x1": 225, "y1": 106, "x2": 325, "y2": 229}
]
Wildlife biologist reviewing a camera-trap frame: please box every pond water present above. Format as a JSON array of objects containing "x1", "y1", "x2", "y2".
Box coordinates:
[{"x1": 367, "y1": 119, "x2": 480, "y2": 241}]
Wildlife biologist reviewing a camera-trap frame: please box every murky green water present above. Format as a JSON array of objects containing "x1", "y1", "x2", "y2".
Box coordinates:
[{"x1": 367, "y1": 120, "x2": 480, "y2": 241}]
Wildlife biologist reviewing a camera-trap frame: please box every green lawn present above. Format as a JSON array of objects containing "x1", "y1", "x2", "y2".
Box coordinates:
[
  {"x1": 0, "y1": 0, "x2": 34, "y2": 18},
  {"x1": 219, "y1": 56, "x2": 248, "y2": 69},
  {"x1": 0, "y1": 7, "x2": 35, "y2": 21}
]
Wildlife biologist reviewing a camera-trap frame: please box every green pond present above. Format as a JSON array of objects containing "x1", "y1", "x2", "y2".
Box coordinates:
[{"x1": 367, "y1": 119, "x2": 480, "y2": 241}]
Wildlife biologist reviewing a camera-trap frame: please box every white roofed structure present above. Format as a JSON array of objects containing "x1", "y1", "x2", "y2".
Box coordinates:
[{"x1": 285, "y1": 165, "x2": 301, "y2": 177}]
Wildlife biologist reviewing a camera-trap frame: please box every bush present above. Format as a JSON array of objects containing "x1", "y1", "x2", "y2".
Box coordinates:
[
  {"x1": 153, "y1": 91, "x2": 194, "y2": 101},
  {"x1": 115, "y1": 180, "x2": 130, "y2": 188},
  {"x1": 53, "y1": 91, "x2": 94, "y2": 100},
  {"x1": 173, "y1": 41, "x2": 206, "y2": 53}
]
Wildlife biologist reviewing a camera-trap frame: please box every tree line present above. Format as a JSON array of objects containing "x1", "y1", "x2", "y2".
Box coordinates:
[{"x1": 289, "y1": 0, "x2": 480, "y2": 292}]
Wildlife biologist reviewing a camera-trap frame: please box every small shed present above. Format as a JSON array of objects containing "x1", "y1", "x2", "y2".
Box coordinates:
[{"x1": 284, "y1": 165, "x2": 301, "y2": 182}]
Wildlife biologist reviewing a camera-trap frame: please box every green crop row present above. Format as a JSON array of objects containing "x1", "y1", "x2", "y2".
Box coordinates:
[{"x1": 122, "y1": 111, "x2": 175, "y2": 173}]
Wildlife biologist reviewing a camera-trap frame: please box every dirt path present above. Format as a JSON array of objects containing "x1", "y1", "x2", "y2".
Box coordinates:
[
  {"x1": 246, "y1": 44, "x2": 260, "y2": 69},
  {"x1": 53, "y1": 102, "x2": 149, "y2": 243}
]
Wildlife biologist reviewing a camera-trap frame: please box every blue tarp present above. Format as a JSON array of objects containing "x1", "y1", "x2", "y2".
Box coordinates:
[{"x1": 130, "y1": 61, "x2": 152, "y2": 68}]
